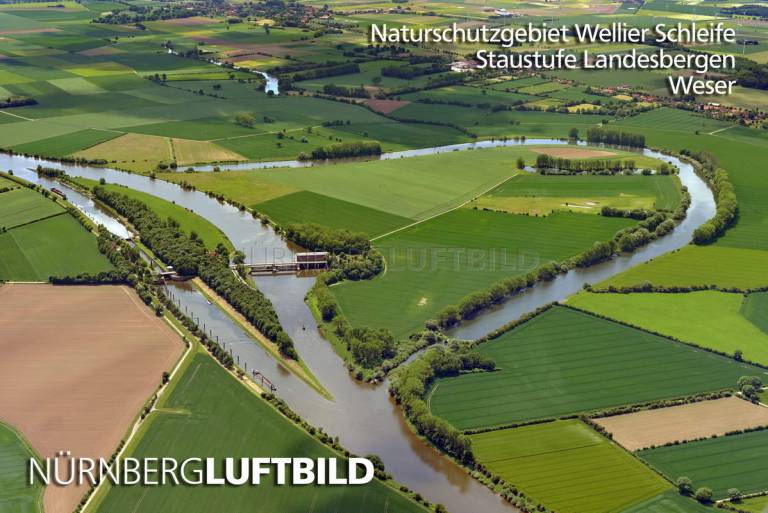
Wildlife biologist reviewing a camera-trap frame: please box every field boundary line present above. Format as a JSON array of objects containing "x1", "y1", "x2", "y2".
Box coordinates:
[
  {"x1": 371, "y1": 173, "x2": 518, "y2": 242},
  {"x1": 80, "y1": 316, "x2": 194, "y2": 513},
  {"x1": 0, "y1": 109, "x2": 34, "y2": 122}
]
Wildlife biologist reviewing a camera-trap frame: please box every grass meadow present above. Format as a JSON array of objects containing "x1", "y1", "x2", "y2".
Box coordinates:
[
  {"x1": 0, "y1": 214, "x2": 113, "y2": 281},
  {"x1": 0, "y1": 187, "x2": 64, "y2": 229},
  {"x1": 332, "y1": 211, "x2": 634, "y2": 337},
  {"x1": 0, "y1": 423, "x2": 42, "y2": 513},
  {"x1": 568, "y1": 291, "x2": 768, "y2": 365},
  {"x1": 93, "y1": 352, "x2": 427, "y2": 513},
  {"x1": 639, "y1": 430, "x2": 768, "y2": 499},
  {"x1": 471, "y1": 173, "x2": 680, "y2": 215},
  {"x1": 742, "y1": 292, "x2": 768, "y2": 335},
  {"x1": 471, "y1": 420, "x2": 670, "y2": 513},
  {"x1": 428, "y1": 307, "x2": 757, "y2": 430},
  {"x1": 254, "y1": 190, "x2": 412, "y2": 237},
  {"x1": 620, "y1": 490, "x2": 713, "y2": 513}
]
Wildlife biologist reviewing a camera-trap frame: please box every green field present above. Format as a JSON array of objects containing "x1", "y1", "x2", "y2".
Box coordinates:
[
  {"x1": 0, "y1": 214, "x2": 113, "y2": 281},
  {"x1": 169, "y1": 146, "x2": 543, "y2": 224},
  {"x1": 429, "y1": 306, "x2": 758, "y2": 430},
  {"x1": 333, "y1": 211, "x2": 634, "y2": 337},
  {"x1": 401, "y1": 85, "x2": 538, "y2": 107},
  {"x1": 94, "y1": 351, "x2": 427, "y2": 513},
  {"x1": 639, "y1": 430, "x2": 768, "y2": 499},
  {"x1": 0, "y1": 187, "x2": 64, "y2": 229},
  {"x1": 471, "y1": 420, "x2": 670, "y2": 513},
  {"x1": 568, "y1": 291, "x2": 768, "y2": 365},
  {"x1": 598, "y1": 246, "x2": 768, "y2": 290},
  {"x1": 11, "y1": 129, "x2": 121, "y2": 157},
  {"x1": 71, "y1": 178, "x2": 233, "y2": 251},
  {"x1": 392, "y1": 103, "x2": 601, "y2": 138},
  {"x1": 254, "y1": 190, "x2": 411, "y2": 237},
  {"x1": 742, "y1": 292, "x2": 768, "y2": 335},
  {"x1": 619, "y1": 490, "x2": 714, "y2": 513},
  {"x1": 0, "y1": 423, "x2": 42, "y2": 513},
  {"x1": 472, "y1": 172, "x2": 680, "y2": 215},
  {"x1": 739, "y1": 494, "x2": 768, "y2": 512}
]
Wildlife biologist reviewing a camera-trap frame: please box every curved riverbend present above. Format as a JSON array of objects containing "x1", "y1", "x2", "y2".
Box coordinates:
[{"x1": 4, "y1": 142, "x2": 714, "y2": 513}]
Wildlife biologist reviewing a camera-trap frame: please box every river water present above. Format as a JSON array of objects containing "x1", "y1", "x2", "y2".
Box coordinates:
[{"x1": 2, "y1": 141, "x2": 714, "y2": 513}]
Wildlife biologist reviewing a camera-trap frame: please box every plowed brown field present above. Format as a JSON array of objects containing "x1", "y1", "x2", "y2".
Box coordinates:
[
  {"x1": 0, "y1": 284, "x2": 183, "y2": 513},
  {"x1": 595, "y1": 396, "x2": 768, "y2": 451}
]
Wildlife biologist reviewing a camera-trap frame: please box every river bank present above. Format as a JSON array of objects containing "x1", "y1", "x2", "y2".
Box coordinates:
[{"x1": 3, "y1": 139, "x2": 714, "y2": 513}]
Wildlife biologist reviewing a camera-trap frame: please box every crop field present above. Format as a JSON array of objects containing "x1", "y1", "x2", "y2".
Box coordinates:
[
  {"x1": 619, "y1": 490, "x2": 713, "y2": 513},
  {"x1": 569, "y1": 291, "x2": 768, "y2": 365},
  {"x1": 429, "y1": 306, "x2": 758, "y2": 430},
  {"x1": 333, "y1": 212, "x2": 634, "y2": 337},
  {"x1": 471, "y1": 172, "x2": 680, "y2": 215},
  {"x1": 0, "y1": 186, "x2": 64, "y2": 228},
  {"x1": 470, "y1": 420, "x2": 670, "y2": 513},
  {"x1": 639, "y1": 429, "x2": 768, "y2": 499},
  {"x1": 0, "y1": 209, "x2": 113, "y2": 281},
  {"x1": 739, "y1": 495, "x2": 768, "y2": 513},
  {"x1": 595, "y1": 397, "x2": 768, "y2": 451},
  {"x1": 742, "y1": 292, "x2": 768, "y2": 335},
  {"x1": 392, "y1": 103, "x2": 601, "y2": 138},
  {"x1": 255, "y1": 190, "x2": 412, "y2": 237},
  {"x1": 176, "y1": 146, "x2": 542, "y2": 224},
  {"x1": 0, "y1": 422, "x2": 42, "y2": 513},
  {"x1": 11, "y1": 128, "x2": 120, "y2": 157},
  {"x1": 71, "y1": 178, "x2": 233, "y2": 250},
  {"x1": 0, "y1": 284, "x2": 183, "y2": 513},
  {"x1": 598, "y1": 246, "x2": 768, "y2": 290},
  {"x1": 93, "y1": 352, "x2": 427, "y2": 513},
  {"x1": 0, "y1": 10, "x2": 487, "y2": 170}
]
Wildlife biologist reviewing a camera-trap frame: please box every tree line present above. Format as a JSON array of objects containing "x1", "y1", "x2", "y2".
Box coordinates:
[
  {"x1": 693, "y1": 168, "x2": 737, "y2": 244},
  {"x1": 291, "y1": 62, "x2": 359, "y2": 82},
  {"x1": 380, "y1": 62, "x2": 449, "y2": 79},
  {"x1": 322, "y1": 84, "x2": 369, "y2": 98},
  {"x1": 0, "y1": 96, "x2": 36, "y2": 108},
  {"x1": 301, "y1": 140, "x2": 382, "y2": 160},
  {"x1": 92, "y1": 186, "x2": 299, "y2": 359},
  {"x1": 586, "y1": 127, "x2": 645, "y2": 148},
  {"x1": 536, "y1": 154, "x2": 637, "y2": 173},
  {"x1": 389, "y1": 346, "x2": 495, "y2": 465}
]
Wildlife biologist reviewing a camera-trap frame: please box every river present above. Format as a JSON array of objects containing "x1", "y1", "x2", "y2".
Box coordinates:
[{"x1": 3, "y1": 140, "x2": 714, "y2": 513}]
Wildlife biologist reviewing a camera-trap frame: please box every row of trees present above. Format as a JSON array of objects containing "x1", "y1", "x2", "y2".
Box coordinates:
[
  {"x1": 380, "y1": 62, "x2": 449, "y2": 79},
  {"x1": 389, "y1": 347, "x2": 495, "y2": 465},
  {"x1": 0, "y1": 96, "x2": 36, "y2": 108},
  {"x1": 282, "y1": 223, "x2": 370, "y2": 253},
  {"x1": 322, "y1": 84, "x2": 369, "y2": 98},
  {"x1": 536, "y1": 154, "x2": 637, "y2": 173},
  {"x1": 291, "y1": 62, "x2": 359, "y2": 82},
  {"x1": 586, "y1": 127, "x2": 645, "y2": 148},
  {"x1": 303, "y1": 140, "x2": 382, "y2": 160},
  {"x1": 92, "y1": 186, "x2": 299, "y2": 359},
  {"x1": 693, "y1": 168, "x2": 738, "y2": 244},
  {"x1": 432, "y1": 207, "x2": 681, "y2": 329}
]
